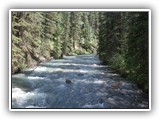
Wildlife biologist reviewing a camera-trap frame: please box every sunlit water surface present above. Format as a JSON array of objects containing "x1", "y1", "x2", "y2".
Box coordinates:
[{"x1": 12, "y1": 54, "x2": 149, "y2": 109}]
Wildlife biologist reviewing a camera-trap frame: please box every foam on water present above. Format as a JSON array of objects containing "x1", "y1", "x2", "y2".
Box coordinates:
[
  {"x1": 34, "y1": 66, "x2": 48, "y2": 72},
  {"x1": 82, "y1": 103, "x2": 104, "y2": 108},
  {"x1": 11, "y1": 54, "x2": 149, "y2": 109},
  {"x1": 12, "y1": 87, "x2": 46, "y2": 108},
  {"x1": 25, "y1": 105, "x2": 46, "y2": 108},
  {"x1": 27, "y1": 76, "x2": 45, "y2": 80}
]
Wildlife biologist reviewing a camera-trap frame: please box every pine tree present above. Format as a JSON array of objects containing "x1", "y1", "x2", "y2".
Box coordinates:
[
  {"x1": 62, "y1": 12, "x2": 70, "y2": 56},
  {"x1": 126, "y1": 12, "x2": 149, "y2": 91},
  {"x1": 12, "y1": 11, "x2": 99, "y2": 73},
  {"x1": 12, "y1": 12, "x2": 25, "y2": 73},
  {"x1": 98, "y1": 12, "x2": 149, "y2": 91},
  {"x1": 70, "y1": 12, "x2": 81, "y2": 50}
]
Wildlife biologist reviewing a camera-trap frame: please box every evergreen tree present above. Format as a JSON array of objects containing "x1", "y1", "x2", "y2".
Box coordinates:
[
  {"x1": 11, "y1": 11, "x2": 149, "y2": 92},
  {"x1": 12, "y1": 12, "x2": 25, "y2": 73},
  {"x1": 126, "y1": 12, "x2": 149, "y2": 91},
  {"x1": 98, "y1": 12, "x2": 149, "y2": 91},
  {"x1": 62, "y1": 12, "x2": 70, "y2": 56},
  {"x1": 70, "y1": 12, "x2": 81, "y2": 50}
]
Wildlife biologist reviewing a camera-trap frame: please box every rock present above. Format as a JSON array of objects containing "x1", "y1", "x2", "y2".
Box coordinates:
[
  {"x1": 60, "y1": 53, "x2": 63, "y2": 58},
  {"x1": 99, "y1": 98, "x2": 104, "y2": 104},
  {"x1": 39, "y1": 56, "x2": 46, "y2": 63},
  {"x1": 111, "y1": 82, "x2": 122, "y2": 89},
  {"x1": 65, "y1": 79, "x2": 72, "y2": 84},
  {"x1": 49, "y1": 57, "x2": 54, "y2": 60}
]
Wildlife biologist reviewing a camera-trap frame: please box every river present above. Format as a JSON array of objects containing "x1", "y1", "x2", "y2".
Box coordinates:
[{"x1": 11, "y1": 54, "x2": 149, "y2": 109}]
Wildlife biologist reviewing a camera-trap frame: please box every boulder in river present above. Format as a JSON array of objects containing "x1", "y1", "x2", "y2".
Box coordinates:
[
  {"x1": 111, "y1": 82, "x2": 122, "y2": 89},
  {"x1": 65, "y1": 79, "x2": 72, "y2": 84}
]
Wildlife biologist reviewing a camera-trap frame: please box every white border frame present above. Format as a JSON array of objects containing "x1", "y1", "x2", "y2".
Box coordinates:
[{"x1": 9, "y1": 9, "x2": 151, "y2": 111}]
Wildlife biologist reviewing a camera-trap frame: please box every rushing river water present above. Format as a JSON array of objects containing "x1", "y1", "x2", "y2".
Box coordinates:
[{"x1": 12, "y1": 54, "x2": 149, "y2": 109}]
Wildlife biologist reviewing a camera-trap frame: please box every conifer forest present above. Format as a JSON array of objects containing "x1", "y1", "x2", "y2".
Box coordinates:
[{"x1": 11, "y1": 11, "x2": 150, "y2": 109}]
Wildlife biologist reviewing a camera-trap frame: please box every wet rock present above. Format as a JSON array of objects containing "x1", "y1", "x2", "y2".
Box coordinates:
[
  {"x1": 111, "y1": 82, "x2": 122, "y2": 89},
  {"x1": 39, "y1": 56, "x2": 46, "y2": 63},
  {"x1": 66, "y1": 79, "x2": 72, "y2": 84},
  {"x1": 99, "y1": 98, "x2": 104, "y2": 104},
  {"x1": 49, "y1": 57, "x2": 54, "y2": 60}
]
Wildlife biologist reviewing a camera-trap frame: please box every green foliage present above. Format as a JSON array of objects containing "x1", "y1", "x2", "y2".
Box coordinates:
[
  {"x1": 109, "y1": 53, "x2": 127, "y2": 72},
  {"x1": 98, "y1": 12, "x2": 149, "y2": 92},
  {"x1": 126, "y1": 12, "x2": 149, "y2": 91},
  {"x1": 12, "y1": 11, "x2": 98, "y2": 73},
  {"x1": 12, "y1": 44, "x2": 26, "y2": 73},
  {"x1": 11, "y1": 11, "x2": 149, "y2": 92},
  {"x1": 70, "y1": 49, "x2": 90, "y2": 56}
]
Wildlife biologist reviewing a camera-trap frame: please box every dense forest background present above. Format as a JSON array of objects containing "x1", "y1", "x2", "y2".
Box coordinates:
[{"x1": 11, "y1": 11, "x2": 149, "y2": 92}]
